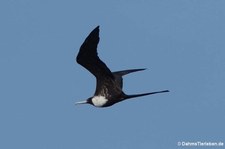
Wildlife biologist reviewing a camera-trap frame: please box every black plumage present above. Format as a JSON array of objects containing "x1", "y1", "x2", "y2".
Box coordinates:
[{"x1": 75, "y1": 26, "x2": 169, "y2": 107}]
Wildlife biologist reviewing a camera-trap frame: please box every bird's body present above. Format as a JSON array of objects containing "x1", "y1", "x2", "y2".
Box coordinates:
[{"x1": 75, "y1": 26, "x2": 169, "y2": 107}]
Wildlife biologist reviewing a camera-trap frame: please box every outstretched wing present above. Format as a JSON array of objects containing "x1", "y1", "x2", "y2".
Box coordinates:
[
  {"x1": 113, "y1": 69, "x2": 146, "y2": 89},
  {"x1": 76, "y1": 26, "x2": 114, "y2": 80}
]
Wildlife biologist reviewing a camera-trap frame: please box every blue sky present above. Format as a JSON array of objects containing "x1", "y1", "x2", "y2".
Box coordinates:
[{"x1": 1, "y1": 0, "x2": 225, "y2": 149}]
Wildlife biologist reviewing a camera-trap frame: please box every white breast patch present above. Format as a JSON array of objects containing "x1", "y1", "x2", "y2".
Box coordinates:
[{"x1": 92, "y1": 96, "x2": 108, "y2": 107}]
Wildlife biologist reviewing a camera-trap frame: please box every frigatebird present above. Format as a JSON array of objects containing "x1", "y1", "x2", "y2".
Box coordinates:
[{"x1": 75, "y1": 26, "x2": 169, "y2": 107}]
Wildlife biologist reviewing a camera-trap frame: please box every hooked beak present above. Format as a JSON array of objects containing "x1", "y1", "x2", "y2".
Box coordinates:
[{"x1": 75, "y1": 100, "x2": 88, "y2": 105}]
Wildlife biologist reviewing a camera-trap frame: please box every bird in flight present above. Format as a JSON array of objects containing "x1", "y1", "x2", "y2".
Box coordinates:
[{"x1": 75, "y1": 26, "x2": 169, "y2": 107}]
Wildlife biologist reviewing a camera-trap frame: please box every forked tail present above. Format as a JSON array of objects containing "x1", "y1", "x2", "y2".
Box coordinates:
[{"x1": 125, "y1": 90, "x2": 169, "y2": 99}]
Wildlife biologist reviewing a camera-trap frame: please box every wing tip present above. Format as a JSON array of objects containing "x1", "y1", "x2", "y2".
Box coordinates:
[{"x1": 94, "y1": 25, "x2": 100, "y2": 31}]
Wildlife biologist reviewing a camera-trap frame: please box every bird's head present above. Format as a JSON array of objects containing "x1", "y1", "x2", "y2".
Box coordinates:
[{"x1": 75, "y1": 97, "x2": 93, "y2": 106}]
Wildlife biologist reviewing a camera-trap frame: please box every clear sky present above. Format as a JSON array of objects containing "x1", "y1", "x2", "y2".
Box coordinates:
[{"x1": 1, "y1": 0, "x2": 225, "y2": 149}]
